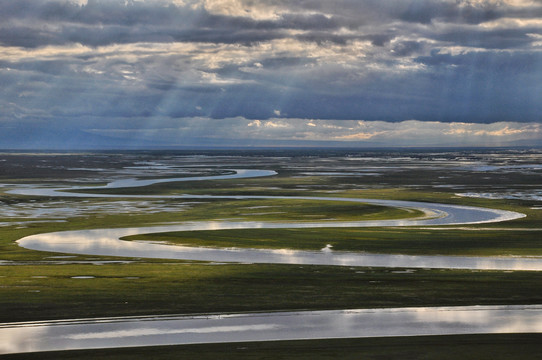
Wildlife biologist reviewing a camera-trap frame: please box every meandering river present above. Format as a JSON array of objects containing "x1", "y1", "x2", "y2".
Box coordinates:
[
  {"x1": 3, "y1": 168, "x2": 541, "y2": 355},
  {"x1": 14, "y1": 169, "x2": 529, "y2": 270}
]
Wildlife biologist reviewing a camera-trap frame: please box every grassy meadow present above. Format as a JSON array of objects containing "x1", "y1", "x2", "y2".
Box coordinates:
[{"x1": 1, "y1": 150, "x2": 542, "y2": 358}]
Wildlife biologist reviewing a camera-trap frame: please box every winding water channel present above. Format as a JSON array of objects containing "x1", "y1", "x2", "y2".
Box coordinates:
[{"x1": 3, "y1": 168, "x2": 542, "y2": 354}]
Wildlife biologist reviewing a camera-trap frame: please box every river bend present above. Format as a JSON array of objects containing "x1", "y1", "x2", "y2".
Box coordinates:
[{"x1": 4, "y1": 168, "x2": 540, "y2": 354}]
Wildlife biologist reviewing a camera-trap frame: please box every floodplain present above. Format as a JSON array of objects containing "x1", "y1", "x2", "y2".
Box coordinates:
[{"x1": 1, "y1": 148, "x2": 542, "y2": 358}]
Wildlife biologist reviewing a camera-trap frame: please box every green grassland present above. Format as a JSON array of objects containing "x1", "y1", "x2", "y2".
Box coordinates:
[
  {"x1": 3, "y1": 263, "x2": 542, "y2": 323},
  {"x1": 156, "y1": 198, "x2": 426, "y2": 222},
  {"x1": 1, "y1": 185, "x2": 542, "y2": 324},
  {"x1": 119, "y1": 185, "x2": 542, "y2": 257},
  {"x1": 2, "y1": 158, "x2": 542, "y2": 358},
  {"x1": 124, "y1": 226, "x2": 542, "y2": 256}
]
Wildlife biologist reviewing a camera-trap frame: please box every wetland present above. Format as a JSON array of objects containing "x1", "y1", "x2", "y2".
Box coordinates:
[{"x1": 1, "y1": 148, "x2": 542, "y2": 357}]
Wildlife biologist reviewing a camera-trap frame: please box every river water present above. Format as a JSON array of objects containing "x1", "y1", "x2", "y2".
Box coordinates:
[
  {"x1": 4, "y1": 168, "x2": 541, "y2": 354},
  {"x1": 2, "y1": 305, "x2": 542, "y2": 354},
  {"x1": 16, "y1": 194, "x2": 529, "y2": 270}
]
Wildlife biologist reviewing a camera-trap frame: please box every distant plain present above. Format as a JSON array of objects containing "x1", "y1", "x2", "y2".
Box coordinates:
[{"x1": 1, "y1": 148, "x2": 542, "y2": 358}]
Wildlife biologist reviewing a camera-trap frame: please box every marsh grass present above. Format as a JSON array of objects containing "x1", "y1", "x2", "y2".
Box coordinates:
[
  {"x1": 2, "y1": 185, "x2": 542, "y2": 324},
  {"x1": 2, "y1": 152, "x2": 542, "y2": 357},
  {"x1": 173, "y1": 198, "x2": 425, "y2": 222},
  {"x1": 125, "y1": 226, "x2": 542, "y2": 256},
  {"x1": 2, "y1": 263, "x2": 542, "y2": 323}
]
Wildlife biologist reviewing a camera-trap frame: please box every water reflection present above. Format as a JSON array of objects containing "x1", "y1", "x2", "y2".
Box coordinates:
[
  {"x1": 7, "y1": 169, "x2": 277, "y2": 197},
  {"x1": 6, "y1": 167, "x2": 539, "y2": 354},
  {"x1": 17, "y1": 205, "x2": 538, "y2": 271},
  {"x1": 10, "y1": 167, "x2": 527, "y2": 269},
  {"x1": 2, "y1": 305, "x2": 542, "y2": 354}
]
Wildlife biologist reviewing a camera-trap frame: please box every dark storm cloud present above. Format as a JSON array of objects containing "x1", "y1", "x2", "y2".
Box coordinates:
[
  {"x1": 258, "y1": 56, "x2": 317, "y2": 69},
  {"x1": 294, "y1": 32, "x2": 354, "y2": 45},
  {"x1": 390, "y1": 0, "x2": 502, "y2": 24},
  {"x1": 0, "y1": 26, "x2": 62, "y2": 48},
  {"x1": 0, "y1": 0, "x2": 183, "y2": 25},
  {"x1": 266, "y1": 0, "x2": 538, "y2": 25},
  {"x1": 1, "y1": 0, "x2": 540, "y2": 51},
  {"x1": 1, "y1": 0, "x2": 542, "y2": 149},
  {"x1": 0, "y1": 0, "x2": 348, "y2": 48},
  {"x1": 186, "y1": 44, "x2": 542, "y2": 123},
  {"x1": 433, "y1": 26, "x2": 541, "y2": 49},
  {"x1": 391, "y1": 40, "x2": 426, "y2": 56},
  {"x1": 0, "y1": 59, "x2": 81, "y2": 75},
  {"x1": 1, "y1": 0, "x2": 341, "y2": 29},
  {"x1": 416, "y1": 49, "x2": 542, "y2": 70}
]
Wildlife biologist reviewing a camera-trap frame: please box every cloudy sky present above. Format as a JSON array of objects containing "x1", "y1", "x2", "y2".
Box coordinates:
[{"x1": 1, "y1": 0, "x2": 541, "y2": 149}]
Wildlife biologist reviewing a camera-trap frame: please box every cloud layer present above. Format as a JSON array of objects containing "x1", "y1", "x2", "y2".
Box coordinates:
[{"x1": 1, "y1": 0, "x2": 541, "y2": 148}]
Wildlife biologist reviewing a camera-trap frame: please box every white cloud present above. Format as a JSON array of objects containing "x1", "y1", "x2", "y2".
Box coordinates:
[
  {"x1": 201, "y1": 0, "x2": 283, "y2": 20},
  {"x1": 1, "y1": 0, "x2": 542, "y2": 149},
  {"x1": 85, "y1": 118, "x2": 542, "y2": 147}
]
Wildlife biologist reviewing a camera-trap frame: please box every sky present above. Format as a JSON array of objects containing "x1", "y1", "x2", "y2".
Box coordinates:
[{"x1": 1, "y1": 0, "x2": 541, "y2": 149}]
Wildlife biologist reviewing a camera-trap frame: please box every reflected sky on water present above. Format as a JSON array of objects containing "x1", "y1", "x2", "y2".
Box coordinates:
[
  {"x1": 6, "y1": 167, "x2": 540, "y2": 354},
  {"x1": 11, "y1": 170, "x2": 528, "y2": 269},
  {"x1": 2, "y1": 305, "x2": 542, "y2": 354},
  {"x1": 17, "y1": 196, "x2": 530, "y2": 270},
  {"x1": 17, "y1": 221, "x2": 542, "y2": 271},
  {"x1": 6, "y1": 169, "x2": 277, "y2": 197}
]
